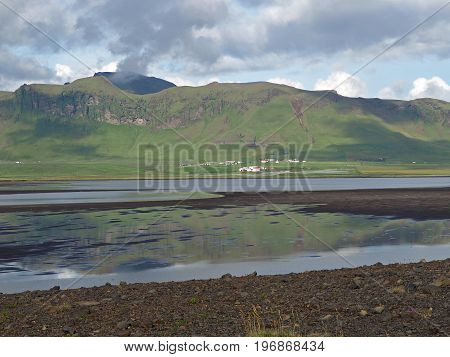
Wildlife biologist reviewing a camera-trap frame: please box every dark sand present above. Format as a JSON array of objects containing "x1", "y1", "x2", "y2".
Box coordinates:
[{"x1": 0, "y1": 260, "x2": 448, "y2": 337}]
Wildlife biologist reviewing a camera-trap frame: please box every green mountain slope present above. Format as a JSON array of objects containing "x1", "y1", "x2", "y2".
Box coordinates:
[{"x1": 0, "y1": 76, "x2": 449, "y2": 179}]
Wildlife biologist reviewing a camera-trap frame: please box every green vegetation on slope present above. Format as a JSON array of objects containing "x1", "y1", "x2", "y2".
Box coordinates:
[{"x1": 0, "y1": 77, "x2": 449, "y2": 179}]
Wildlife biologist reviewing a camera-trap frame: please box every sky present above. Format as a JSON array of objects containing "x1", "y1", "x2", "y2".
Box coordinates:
[{"x1": 0, "y1": 0, "x2": 449, "y2": 101}]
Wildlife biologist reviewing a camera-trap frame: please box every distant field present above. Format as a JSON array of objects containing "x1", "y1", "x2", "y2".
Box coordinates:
[{"x1": 1, "y1": 160, "x2": 450, "y2": 181}]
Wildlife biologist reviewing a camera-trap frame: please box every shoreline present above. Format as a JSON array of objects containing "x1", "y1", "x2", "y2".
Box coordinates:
[
  {"x1": 0, "y1": 259, "x2": 448, "y2": 337},
  {"x1": 1, "y1": 173, "x2": 450, "y2": 183},
  {"x1": 1, "y1": 188, "x2": 450, "y2": 219}
]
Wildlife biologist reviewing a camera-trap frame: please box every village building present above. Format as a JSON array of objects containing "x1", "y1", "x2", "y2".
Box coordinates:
[{"x1": 239, "y1": 166, "x2": 262, "y2": 173}]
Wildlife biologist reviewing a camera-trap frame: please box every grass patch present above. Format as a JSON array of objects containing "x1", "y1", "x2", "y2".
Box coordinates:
[{"x1": 245, "y1": 306, "x2": 299, "y2": 337}]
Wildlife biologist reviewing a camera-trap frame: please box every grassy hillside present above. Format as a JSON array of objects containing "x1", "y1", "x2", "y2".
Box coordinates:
[{"x1": 0, "y1": 77, "x2": 449, "y2": 180}]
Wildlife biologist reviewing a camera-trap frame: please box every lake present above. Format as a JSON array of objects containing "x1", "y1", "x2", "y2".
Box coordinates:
[
  {"x1": 0, "y1": 201, "x2": 449, "y2": 293},
  {"x1": 2, "y1": 176, "x2": 450, "y2": 206},
  {"x1": 0, "y1": 177, "x2": 449, "y2": 293}
]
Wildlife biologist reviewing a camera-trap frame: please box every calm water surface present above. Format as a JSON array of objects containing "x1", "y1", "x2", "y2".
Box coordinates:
[
  {"x1": 0, "y1": 203, "x2": 449, "y2": 293},
  {"x1": 1, "y1": 177, "x2": 450, "y2": 206}
]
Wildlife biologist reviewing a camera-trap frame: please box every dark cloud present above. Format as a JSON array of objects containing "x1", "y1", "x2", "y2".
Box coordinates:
[
  {"x1": 76, "y1": 0, "x2": 450, "y2": 74},
  {"x1": 0, "y1": 48, "x2": 54, "y2": 81},
  {"x1": 85, "y1": 0, "x2": 229, "y2": 73},
  {"x1": 0, "y1": 0, "x2": 80, "y2": 52},
  {"x1": 0, "y1": 48, "x2": 56, "y2": 90},
  {"x1": 0, "y1": 0, "x2": 100, "y2": 88},
  {"x1": 0, "y1": 0, "x2": 449, "y2": 86}
]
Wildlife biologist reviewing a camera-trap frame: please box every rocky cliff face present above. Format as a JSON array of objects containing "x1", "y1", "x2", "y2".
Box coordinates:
[
  {"x1": 15, "y1": 85, "x2": 100, "y2": 118},
  {"x1": 2, "y1": 82, "x2": 293, "y2": 128},
  {"x1": 0, "y1": 80, "x2": 448, "y2": 130},
  {"x1": 7, "y1": 84, "x2": 157, "y2": 125}
]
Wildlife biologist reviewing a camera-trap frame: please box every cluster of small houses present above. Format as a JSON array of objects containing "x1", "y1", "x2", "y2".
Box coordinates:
[
  {"x1": 239, "y1": 159, "x2": 306, "y2": 173},
  {"x1": 199, "y1": 161, "x2": 242, "y2": 166},
  {"x1": 180, "y1": 158, "x2": 306, "y2": 173}
]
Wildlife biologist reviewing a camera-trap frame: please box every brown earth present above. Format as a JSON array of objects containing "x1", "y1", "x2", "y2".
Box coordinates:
[{"x1": 0, "y1": 259, "x2": 448, "y2": 337}]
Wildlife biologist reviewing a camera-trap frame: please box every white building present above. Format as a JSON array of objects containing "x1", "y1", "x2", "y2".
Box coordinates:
[{"x1": 239, "y1": 166, "x2": 262, "y2": 173}]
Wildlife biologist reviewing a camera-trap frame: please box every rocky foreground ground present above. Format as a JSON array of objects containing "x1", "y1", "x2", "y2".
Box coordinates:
[{"x1": 0, "y1": 259, "x2": 448, "y2": 336}]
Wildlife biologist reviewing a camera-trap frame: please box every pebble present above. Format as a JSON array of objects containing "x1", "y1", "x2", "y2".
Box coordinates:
[
  {"x1": 321, "y1": 314, "x2": 333, "y2": 321},
  {"x1": 116, "y1": 321, "x2": 131, "y2": 329},
  {"x1": 405, "y1": 282, "x2": 417, "y2": 292},
  {"x1": 431, "y1": 277, "x2": 450, "y2": 287},
  {"x1": 282, "y1": 314, "x2": 291, "y2": 321},
  {"x1": 62, "y1": 326, "x2": 75, "y2": 334},
  {"x1": 373, "y1": 305, "x2": 385, "y2": 314},
  {"x1": 359, "y1": 310, "x2": 368, "y2": 317},
  {"x1": 390, "y1": 285, "x2": 405, "y2": 294},
  {"x1": 221, "y1": 273, "x2": 233, "y2": 282},
  {"x1": 77, "y1": 301, "x2": 100, "y2": 307},
  {"x1": 422, "y1": 285, "x2": 439, "y2": 295},
  {"x1": 351, "y1": 277, "x2": 363, "y2": 289},
  {"x1": 415, "y1": 293, "x2": 428, "y2": 299},
  {"x1": 381, "y1": 312, "x2": 392, "y2": 322}
]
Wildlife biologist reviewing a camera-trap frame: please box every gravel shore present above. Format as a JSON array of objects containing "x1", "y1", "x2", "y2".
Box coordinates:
[{"x1": 0, "y1": 259, "x2": 448, "y2": 336}]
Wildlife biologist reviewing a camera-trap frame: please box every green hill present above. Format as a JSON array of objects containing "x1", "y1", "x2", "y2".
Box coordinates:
[{"x1": 0, "y1": 76, "x2": 449, "y2": 179}]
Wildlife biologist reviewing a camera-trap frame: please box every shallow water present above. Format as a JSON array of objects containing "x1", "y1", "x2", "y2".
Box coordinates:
[
  {"x1": 1, "y1": 177, "x2": 450, "y2": 206},
  {"x1": 0, "y1": 203, "x2": 449, "y2": 293}
]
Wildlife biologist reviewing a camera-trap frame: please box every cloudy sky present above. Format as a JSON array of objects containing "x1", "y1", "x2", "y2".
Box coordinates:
[{"x1": 0, "y1": 0, "x2": 449, "y2": 100}]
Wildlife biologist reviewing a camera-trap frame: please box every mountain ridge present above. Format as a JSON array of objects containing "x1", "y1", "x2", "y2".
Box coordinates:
[
  {"x1": 93, "y1": 71, "x2": 176, "y2": 95},
  {"x1": 0, "y1": 75, "x2": 449, "y2": 166}
]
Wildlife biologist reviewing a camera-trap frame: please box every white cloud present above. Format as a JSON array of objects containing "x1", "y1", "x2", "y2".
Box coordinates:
[
  {"x1": 378, "y1": 86, "x2": 397, "y2": 99},
  {"x1": 267, "y1": 77, "x2": 303, "y2": 89},
  {"x1": 314, "y1": 71, "x2": 365, "y2": 97},
  {"x1": 378, "y1": 80, "x2": 407, "y2": 99},
  {"x1": 262, "y1": 0, "x2": 310, "y2": 25},
  {"x1": 55, "y1": 64, "x2": 73, "y2": 81},
  {"x1": 98, "y1": 61, "x2": 118, "y2": 72},
  {"x1": 79, "y1": 0, "x2": 450, "y2": 76},
  {"x1": 409, "y1": 76, "x2": 450, "y2": 101},
  {"x1": 53, "y1": 61, "x2": 119, "y2": 85},
  {"x1": 378, "y1": 76, "x2": 450, "y2": 101},
  {"x1": 192, "y1": 26, "x2": 221, "y2": 41},
  {"x1": 164, "y1": 76, "x2": 196, "y2": 87},
  {"x1": 0, "y1": 77, "x2": 23, "y2": 91},
  {"x1": 164, "y1": 76, "x2": 221, "y2": 87}
]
